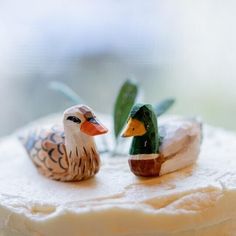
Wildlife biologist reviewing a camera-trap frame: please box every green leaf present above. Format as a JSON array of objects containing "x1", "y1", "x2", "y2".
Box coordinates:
[
  {"x1": 155, "y1": 98, "x2": 175, "y2": 117},
  {"x1": 49, "y1": 81, "x2": 84, "y2": 104},
  {"x1": 113, "y1": 79, "x2": 138, "y2": 139}
]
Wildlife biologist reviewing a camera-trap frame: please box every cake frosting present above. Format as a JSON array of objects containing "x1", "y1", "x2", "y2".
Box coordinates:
[{"x1": 0, "y1": 115, "x2": 236, "y2": 236}]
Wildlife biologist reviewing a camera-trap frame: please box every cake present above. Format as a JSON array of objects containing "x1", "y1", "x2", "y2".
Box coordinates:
[{"x1": 0, "y1": 114, "x2": 236, "y2": 236}]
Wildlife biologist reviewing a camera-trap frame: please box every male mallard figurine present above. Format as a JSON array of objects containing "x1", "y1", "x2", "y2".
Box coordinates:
[
  {"x1": 21, "y1": 105, "x2": 108, "y2": 182},
  {"x1": 121, "y1": 103, "x2": 202, "y2": 177}
]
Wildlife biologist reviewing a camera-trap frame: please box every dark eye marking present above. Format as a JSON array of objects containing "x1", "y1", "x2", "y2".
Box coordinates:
[
  {"x1": 67, "y1": 116, "x2": 81, "y2": 124},
  {"x1": 87, "y1": 117, "x2": 99, "y2": 124}
]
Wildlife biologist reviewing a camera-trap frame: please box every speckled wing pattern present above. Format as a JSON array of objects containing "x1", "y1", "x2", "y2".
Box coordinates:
[
  {"x1": 20, "y1": 126, "x2": 70, "y2": 181},
  {"x1": 20, "y1": 126, "x2": 100, "y2": 181}
]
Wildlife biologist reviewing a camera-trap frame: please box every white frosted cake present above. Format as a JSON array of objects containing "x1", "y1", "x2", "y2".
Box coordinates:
[{"x1": 0, "y1": 115, "x2": 236, "y2": 236}]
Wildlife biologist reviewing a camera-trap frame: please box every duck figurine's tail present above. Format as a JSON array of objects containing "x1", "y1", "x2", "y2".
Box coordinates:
[
  {"x1": 158, "y1": 117, "x2": 202, "y2": 176},
  {"x1": 18, "y1": 130, "x2": 38, "y2": 156}
]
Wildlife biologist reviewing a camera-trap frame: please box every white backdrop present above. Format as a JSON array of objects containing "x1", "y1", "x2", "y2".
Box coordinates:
[{"x1": 0, "y1": 0, "x2": 236, "y2": 136}]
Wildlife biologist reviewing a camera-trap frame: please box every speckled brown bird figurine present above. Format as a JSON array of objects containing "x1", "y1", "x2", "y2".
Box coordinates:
[{"x1": 21, "y1": 105, "x2": 108, "y2": 182}]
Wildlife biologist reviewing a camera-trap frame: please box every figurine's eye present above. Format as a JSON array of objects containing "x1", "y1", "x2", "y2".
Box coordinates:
[
  {"x1": 87, "y1": 117, "x2": 98, "y2": 124},
  {"x1": 67, "y1": 116, "x2": 81, "y2": 124}
]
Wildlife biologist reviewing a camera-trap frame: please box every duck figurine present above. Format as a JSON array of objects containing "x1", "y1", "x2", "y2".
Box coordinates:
[
  {"x1": 21, "y1": 105, "x2": 108, "y2": 182},
  {"x1": 121, "y1": 103, "x2": 202, "y2": 177}
]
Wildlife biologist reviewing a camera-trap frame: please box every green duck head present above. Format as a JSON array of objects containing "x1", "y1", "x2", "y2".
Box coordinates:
[{"x1": 121, "y1": 104, "x2": 159, "y2": 155}]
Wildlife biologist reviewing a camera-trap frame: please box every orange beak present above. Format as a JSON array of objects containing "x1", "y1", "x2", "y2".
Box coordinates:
[{"x1": 80, "y1": 118, "x2": 108, "y2": 136}]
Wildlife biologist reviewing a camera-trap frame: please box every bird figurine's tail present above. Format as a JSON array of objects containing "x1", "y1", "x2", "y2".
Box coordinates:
[{"x1": 18, "y1": 130, "x2": 38, "y2": 156}]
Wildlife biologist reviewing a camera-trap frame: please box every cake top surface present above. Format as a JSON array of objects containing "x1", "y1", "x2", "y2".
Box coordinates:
[
  {"x1": 0, "y1": 115, "x2": 236, "y2": 211},
  {"x1": 0, "y1": 114, "x2": 236, "y2": 221}
]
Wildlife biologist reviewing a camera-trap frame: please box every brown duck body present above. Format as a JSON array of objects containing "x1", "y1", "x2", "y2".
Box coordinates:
[{"x1": 22, "y1": 126, "x2": 100, "y2": 182}]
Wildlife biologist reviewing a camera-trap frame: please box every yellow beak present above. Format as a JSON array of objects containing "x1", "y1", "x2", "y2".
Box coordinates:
[{"x1": 121, "y1": 118, "x2": 146, "y2": 137}]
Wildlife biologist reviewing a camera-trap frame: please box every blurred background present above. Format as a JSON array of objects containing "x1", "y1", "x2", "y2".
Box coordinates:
[{"x1": 0, "y1": 0, "x2": 236, "y2": 136}]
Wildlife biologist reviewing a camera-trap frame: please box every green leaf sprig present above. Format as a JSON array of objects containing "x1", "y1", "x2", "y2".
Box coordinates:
[
  {"x1": 49, "y1": 81, "x2": 84, "y2": 104},
  {"x1": 113, "y1": 79, "x2": 138, "y2": 139},
  {"x1": 49, "y1": 79, "x2": 175, "y2": 156},
  {"x1": 155, "y1": 98, "x2": 175, "y2": 117}
]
